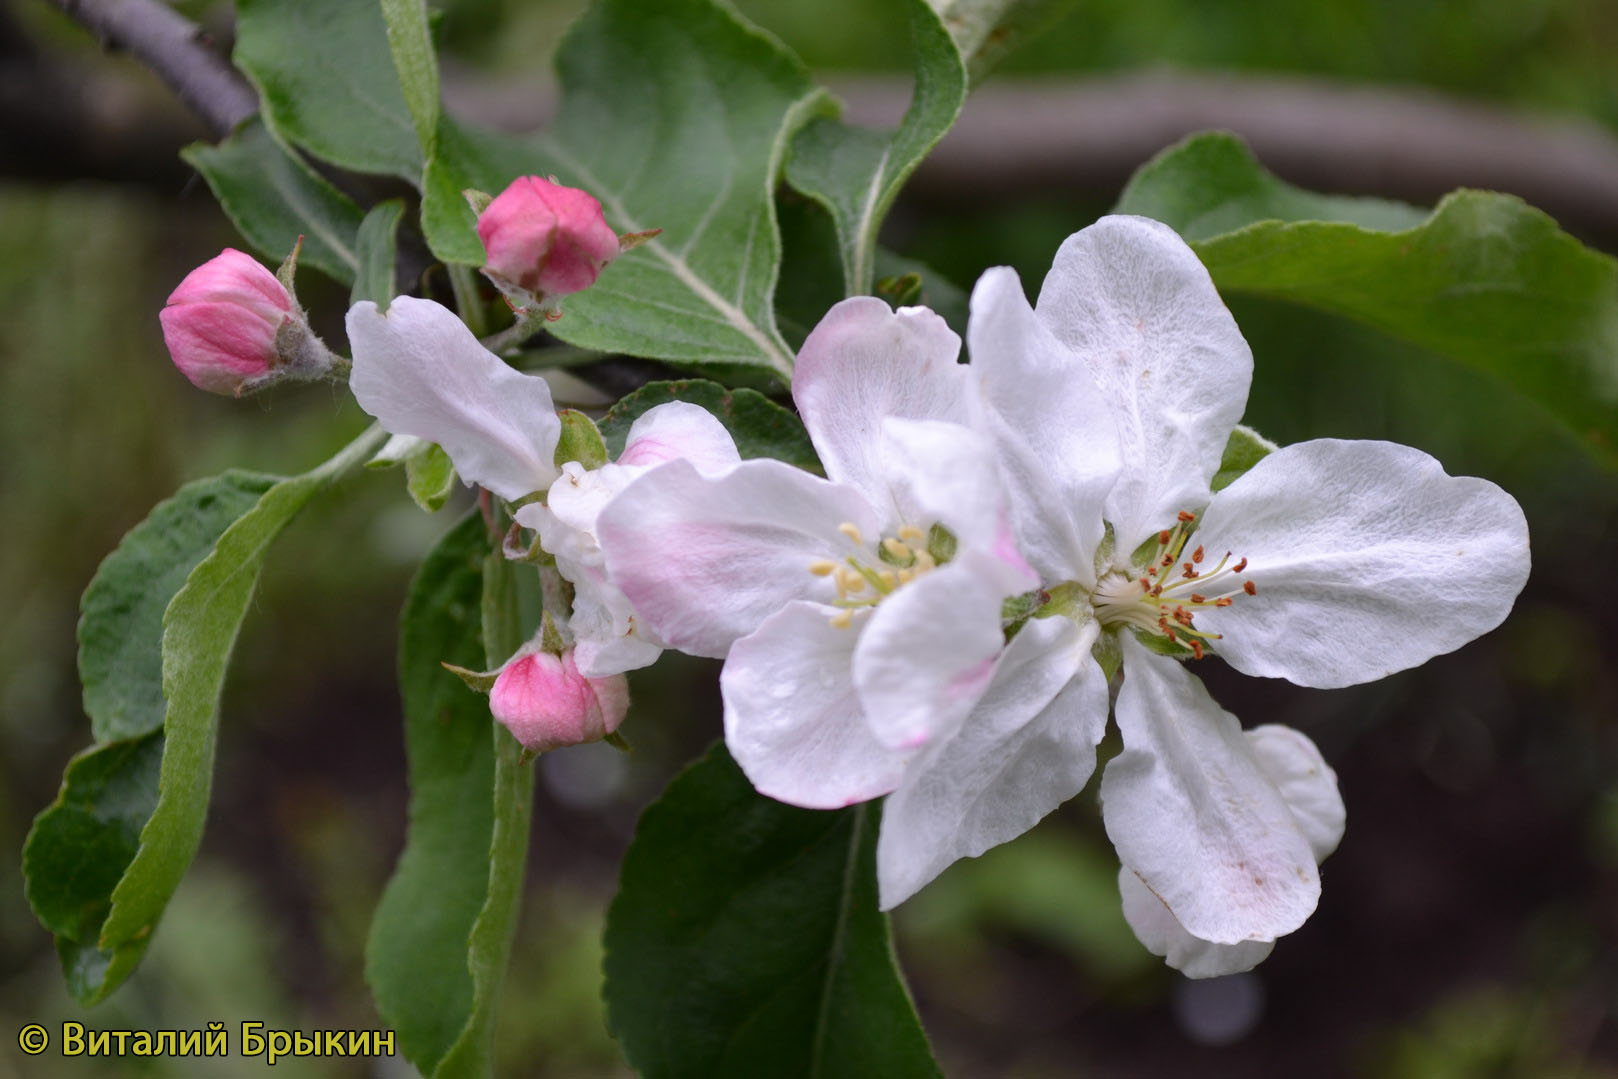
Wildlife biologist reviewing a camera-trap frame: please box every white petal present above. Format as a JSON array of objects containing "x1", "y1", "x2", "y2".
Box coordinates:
[
  {"x1": 563, "y1": 562, "x2": 665, "y2": 678},
  {"x1": 1034, "y1": 216, "x2": 1252, "y2": 552},
  {"x1": 1118, "y1": 868, "x2": 1274, "y2": 978},
  {"x1": 793, "y1": 297, "x2": 975, "y2": 503},
  {"x1": 851, "y1": 550, "x2": 1014, "y2": 752},
  {"x1": 1246, "y1": 725, "x2": 1344, "y2": 862},
  {"x1": 1195, "y1": 439, "x2": 1531, "y2": 688},
  {"x1": 968, "y1": 266, "x2": 1119, "y2": 578},
  {"x1": 597, "y1": 458, "x2": 882, "y2": 658},
  {"x1": 347, "y1": 297, "x2": 560, "y2": 501},
  {"x1": 873, "y1": 418, "x2": 1036, "y2": 588},
  {"x1": 617, "y1": 401, "x2": 741, "y2": 474},
  {"x1": 722, "y1": 602, "x2": 907, "y2": 809},
  {"x1": 1101, "y1": 637, "x2": 1319, "y2": 945},
  {"x1": 877, "y1": 616, "x2": 1109, "y2": 909}
]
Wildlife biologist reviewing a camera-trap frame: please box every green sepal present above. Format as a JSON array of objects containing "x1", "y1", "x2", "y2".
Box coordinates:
[
  {"x1": 1091, "y1": 629, "x2": 1123, "y2": 682},
  {"x1": 554, "y1": 410, "x2": 609, "y2": 471},
  {"x1": 1211, "y1": 424, "x2": 1278, "y2": 492}
]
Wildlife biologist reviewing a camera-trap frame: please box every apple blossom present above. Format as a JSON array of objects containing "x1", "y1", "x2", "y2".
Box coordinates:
[
  {"x1": 596, "y1": 300, "x2": 1038, "y2": 810},
  {"x1": 344, "y1": 295, "x2": 737, "y2": 675},
  {"x1": 477, "y1": 176, "x2": 622, "y2": 312},
  {"x1": 489, "y1": 644, "x2": 630, "y2": 754},
  {"x1": 867, "y1": 215, "x2": 1528, "y2": 978},
  {"x1": 160, "y1": 248, "x2": 332, "y2": 395}
]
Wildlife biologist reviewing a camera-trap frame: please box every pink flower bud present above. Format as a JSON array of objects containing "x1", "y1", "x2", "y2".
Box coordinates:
[
  {"x1": 476, "y1": 177, "x2": 621, "y2": 303},
  {"x1": 159, "y1": 249, "x2": 296, "y2": 395},
  {"x1": 489, "y1": 648, "x2": 629, "y2": 753}
]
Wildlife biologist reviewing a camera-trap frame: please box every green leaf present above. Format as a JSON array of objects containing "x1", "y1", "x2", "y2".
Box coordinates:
[
  {"x1": 93, "y1": 429, "x2": 386, "y2": 986},
  {"x1": 351, "y1": 199, "x2": 406, "y2": 308},
  {"x1": 604, "y1": 743, "x2": 940, "y2": 1078},
  {"x1": 421, "y1": 0, "x2": 828, "y2": 383},
  {"x1": 22, "y1": 734, "x2": 163, "y2": 1006},
  {"x1": 555, "y1": 409, "x2": 609, "y2": 471},
  {"x1": 1117, "y1": 132, "x2": 1618, "y2": 467},
  {"x1": 875, "y1": 248, "x2": 968, "y2": 335},
  {"x1": 431, "y1": 546, "x2": 539, "y2": 1077},
  {"x1": 1210, "y1": 423, "x2": 1276, "y2": 492},
  {"x1": 366, "y1": 513, "x2": 494, "y2": 1073},
  {"x1": 406, "y1": 443, "x2": 458, "y2": 513},
  {"x1": 1117, "y1": 131, "x2": 1427, "y2": 240},
  {"x1": 925, "y1": 0, "x2": 1085, "y2": 80},
  {"x1": 380, "y1": 0, "x2": 441, "y2": 154},
  {"x1": 784, "y1": 0, "x2": 967, "y2": 296},
  {"x1": 182, "y1": 118, "x2": 365, "y2": 285},
  {"x1": 234, "y1": 0, "x2": 424, "y2": 182},
  {"x1": 600, "y1": 379, "x2": 821, "y2": 472},
  {"x1": 78, "y1": 473, "x2": 278, "y2": 743}
]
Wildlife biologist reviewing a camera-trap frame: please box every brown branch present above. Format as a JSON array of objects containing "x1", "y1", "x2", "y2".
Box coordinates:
[{"x1": 43, "y1": 0, "x2": 256, "y2": 138}]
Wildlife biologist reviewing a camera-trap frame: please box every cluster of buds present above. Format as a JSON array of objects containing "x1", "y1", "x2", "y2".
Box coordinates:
[
  {"x1": 471, "y1": 175, "x2": 657, "y2": 318},
  {"x1": 159, "y1": 245, "x2": 339, "y2": 396}
]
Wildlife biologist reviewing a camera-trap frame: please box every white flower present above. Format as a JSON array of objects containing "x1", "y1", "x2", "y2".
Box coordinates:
[
  {"x1": 514, "y1": 404, "x2": 739, "y2": 676},
  {"x1": 596, "y1": 300, "x2": 1038, "y2": 808},
  {"x1": 345, "y1": 296, "x2": 739, "y2": 675},
  {"x1": 872, "y1": 215, "x2": 1531, "y2": 977}
]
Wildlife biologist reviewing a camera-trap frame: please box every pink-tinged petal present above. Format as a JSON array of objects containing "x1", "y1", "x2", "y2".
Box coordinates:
[
  {"x1": 793, "y1": 297, "x2": 975, "y2": 503},
  {"x1": 166, "y1": 248, "x2": 291, "y2": 318},
  {"x1": 347, "y1": 297, "x2": 560, "y2": 501},
  {"x1": 851, "y1": 550, "x2": 1015, "y2": 752},
  {"x1": 1035, "y1": 216, "x2": 1252, "y2": 552},
  {"x1": 597, "y1": 457, "x2": 882, "y2": 658},
  {"x1": 1118, "y1": 868, "x2": 1274, "y2": 978},
  {"x1": 489, "y1": 648, "x2": 627, "y2": 753},
  {"x1": 1101, "y1": 637, "x2": 1320, "y2": 945},
  {"x1": 877, "y1": 616, "x2": 1108, "y2": 909},
  {"x1": 873, "y1": 418, "x2": 1036, "y2": 590},
  {"x1": 722, "y1": 602, "x2": 907, "y2": 809},
  {"x1": 617, "y1": 401, "x2": 740, "y2": 474},
  {"x1": 1195, "y1": 439, "x2": 1531, "y2": 689},
  {"x1": 968, "y1": 266, "x2": 1120, "y2": 578}
]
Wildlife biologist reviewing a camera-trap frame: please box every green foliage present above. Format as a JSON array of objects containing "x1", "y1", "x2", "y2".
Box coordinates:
[
  {"x1": 1117, "y1": 133, "x2": 1618, "y2": 468},
  {"x1": 366, "y1": 514, "x2": 495, "y2": 1073},
  {"x1": 432, "y1": 546, "x2": 539, "y2": 1076},
  {"x1": 380, "y1": 0, "x2": 442, "y2": 152},
  {"x1": 599, "y1": 379, "x2": 822, "y2": 472},
  {"x1": 785, "y1": 0, "x2": 967, "y2": 295},
  {"x1": 419, "y1": 0, "x2": 827, "y2": 382},
  {"x1": 78, "y1": 473, "x2": 277, "y2": 743},
  {"x1": 31, "y1": 430, "x2": 386, "y2": 1005},
  {"x1": 351, "y1": 199, "x2": 406, "y2": 308},
  {"x1": 603, "y1": 743, "x2": 941, "y2": 1078},
  {"x1": 1210, "y1": 423, "x2": 1276, "y2": 492},
  {"x1": 181, "y1": 119, "x2": 365, "y2": 285},
  {"x1": 23, "y1": 734, "x2": 163, "y2": 1005},
  {"x1": 925, "y1": 0, "x2": 1084, "y2": 79},
  {"x1": 234, "y1": 0, "x2": 425, "y2": 181}
]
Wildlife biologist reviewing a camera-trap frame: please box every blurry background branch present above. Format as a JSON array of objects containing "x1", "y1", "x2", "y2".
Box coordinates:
[
  {"x1": 37, "y1": 0, "x2": 254, "y2": 136},
  {"x1": 15, "y1": 0, "x2": 1618, "y2": 241}
]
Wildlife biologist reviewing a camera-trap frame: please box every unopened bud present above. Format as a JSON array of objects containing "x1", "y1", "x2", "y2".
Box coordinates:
[
  {"x1": 475, "y1": 176, "x2": 621, "y2": 312},
  {"x1": 488, "y1": 647, "x2": 628, "y2": 754},
  {"x1": 159, "y1": 248, "x2": 333, "y2": 395}
]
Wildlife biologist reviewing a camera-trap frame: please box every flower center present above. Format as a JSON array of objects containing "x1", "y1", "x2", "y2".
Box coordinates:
[
  {"x1": 1090, "y1": 510, "x2": 1256, "y2": 659},
  {"x1": 806, "y1": 522, "x2": 950, "y2": 628}
]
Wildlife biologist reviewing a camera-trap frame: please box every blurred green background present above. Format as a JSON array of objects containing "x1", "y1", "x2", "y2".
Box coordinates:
[{"x1": 4, "y1": 0, "x2": 1618, "y2": 1075}]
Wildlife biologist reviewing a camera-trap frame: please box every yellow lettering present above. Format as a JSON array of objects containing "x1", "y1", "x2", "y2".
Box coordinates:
[
  {"x1": 204, "y1": 1023, "x2": 227, "y2": 1056},
  {"x1": 241, "y1": 1021, "x2": 265, "y2": 1057},
  {"x1": 62, "y1": 1022, "x2": 84, "y2": 1055}
]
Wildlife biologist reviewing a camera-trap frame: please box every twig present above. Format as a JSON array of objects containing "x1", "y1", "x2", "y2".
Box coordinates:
[{"x1": 43, "y1": 0, "x2": 256, "y2": 137}]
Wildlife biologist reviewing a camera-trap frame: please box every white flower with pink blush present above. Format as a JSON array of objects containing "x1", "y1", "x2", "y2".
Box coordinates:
[
  {"x1": 874, "y1": 215, "x2": 1529, "y2": 977},
  {"x1": 344, "y1": 295, "x2": 738, "y2": 676},
  {"x1": 596, "y1": 300, "x2": 1038, "y2": 811}
]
